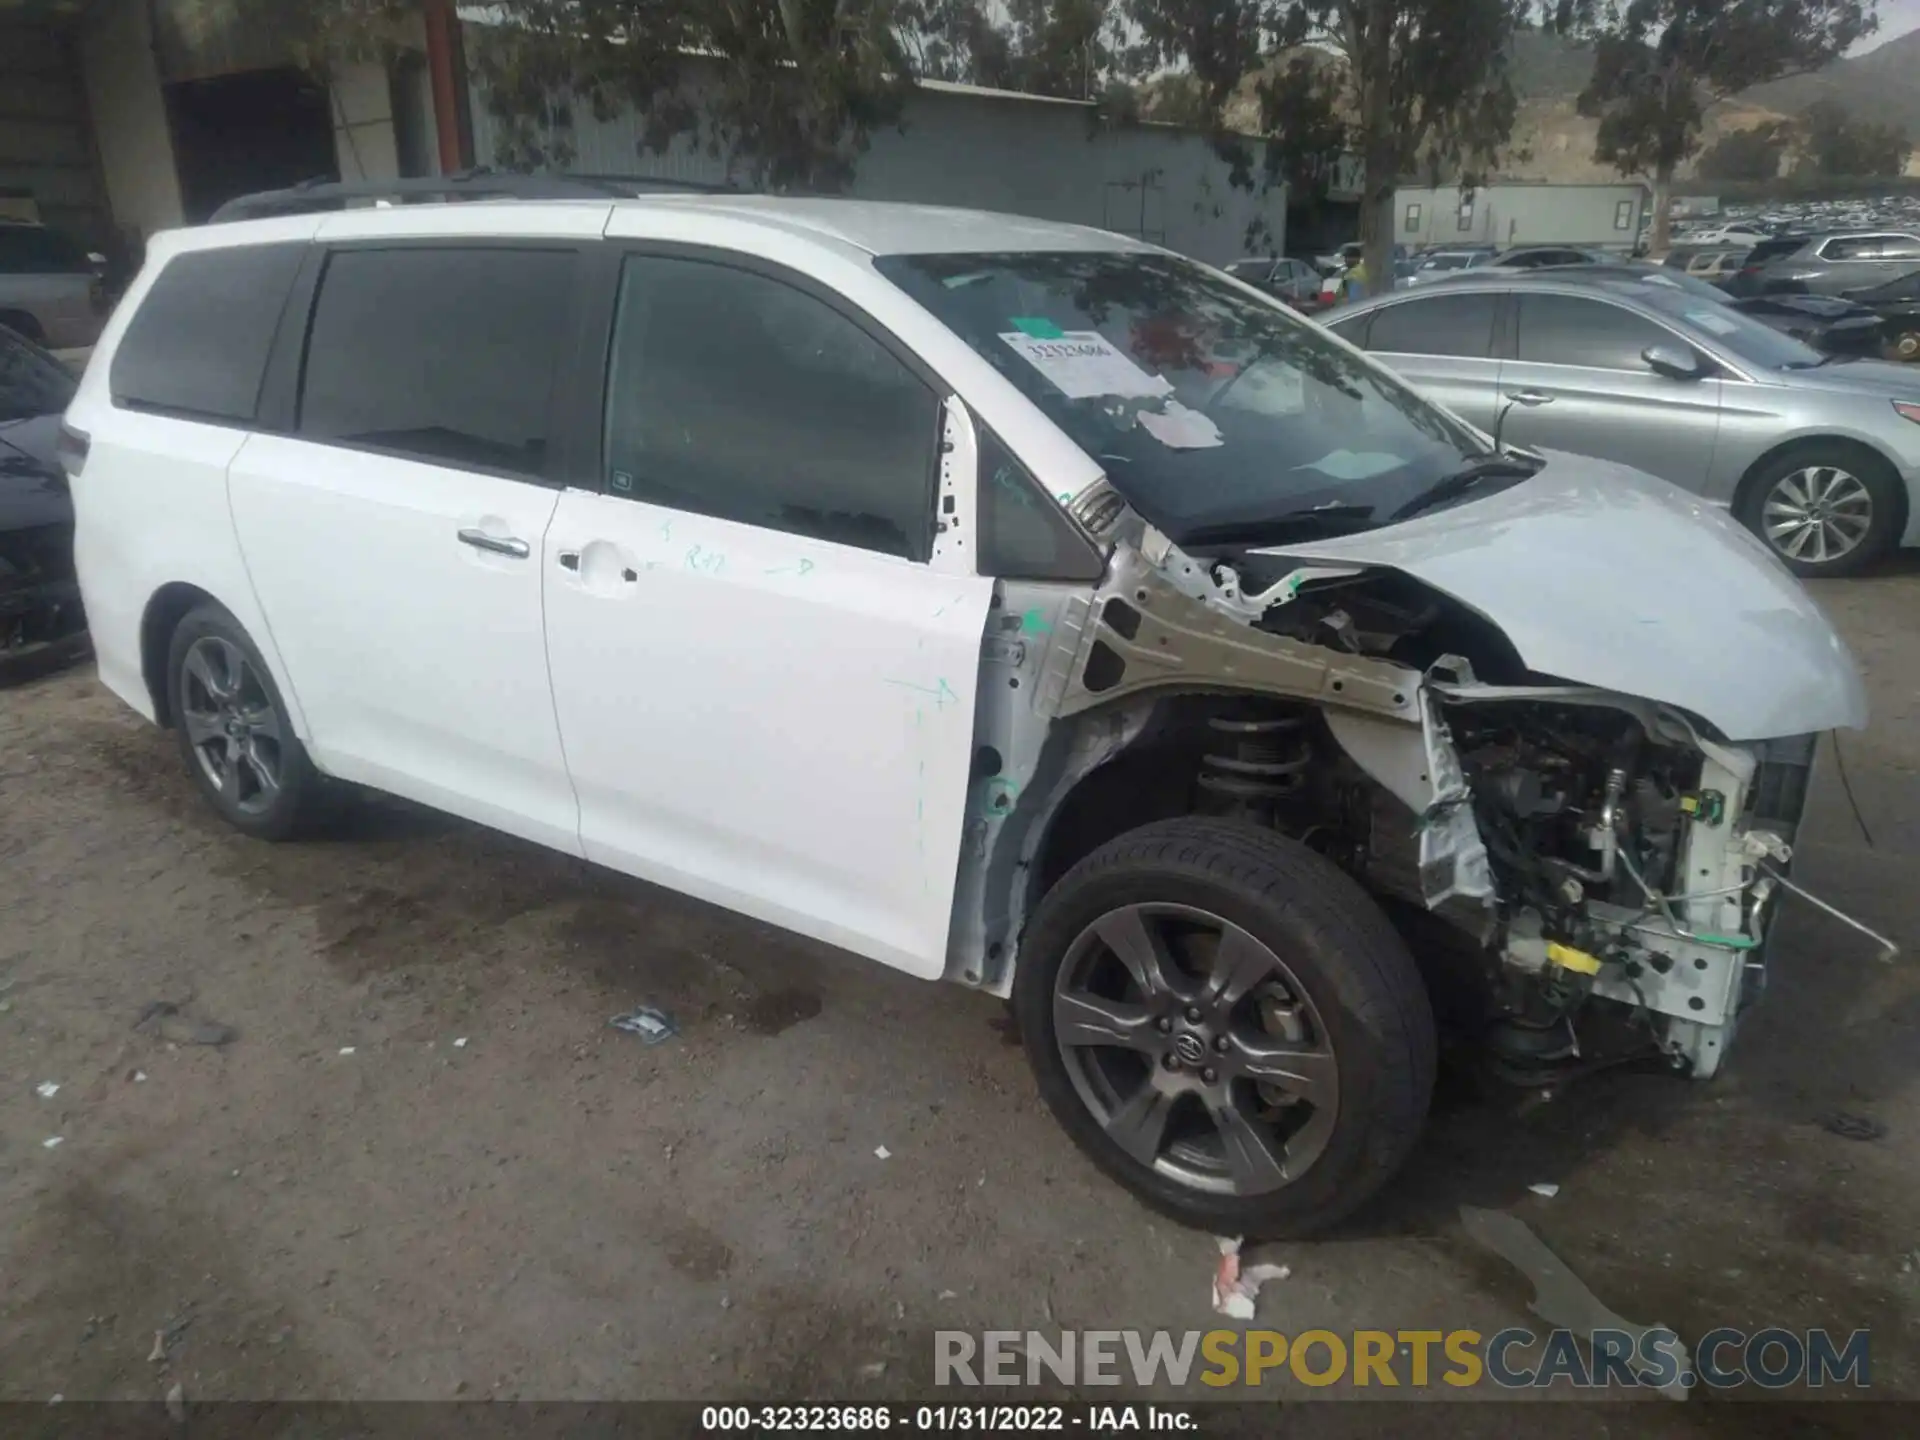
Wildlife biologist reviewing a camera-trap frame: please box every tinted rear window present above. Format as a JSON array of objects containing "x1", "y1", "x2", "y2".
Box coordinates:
[
  {"x1": 1365, "y1": 293, "x2": 1498, "y2": 357},
  {"x1": 111, "y1": 244, "x2": 304, "y2": 423},
  {"x1": 298, "y1": 246, "x2": 574, "y2": 477}
]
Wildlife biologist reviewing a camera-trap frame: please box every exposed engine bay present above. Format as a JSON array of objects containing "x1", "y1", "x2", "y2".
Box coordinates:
[{"x1": 954, "y1": 495, "x2": 1886, "y2": 1086}]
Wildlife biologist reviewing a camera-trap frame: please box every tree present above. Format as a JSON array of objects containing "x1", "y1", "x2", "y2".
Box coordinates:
[
  {"x1": 1554, "y1": 0, "x2": 1879, "y2": 252},
  {"x1": 1695, "y1": 119, "x2": 1791, "y2": 180},
  {"x1": 1124, "y1": 1, "x2": 1525, "y2": 297},
  {"x1": 1795, "y1": 98, "x2": 1912, "y2": 178}
]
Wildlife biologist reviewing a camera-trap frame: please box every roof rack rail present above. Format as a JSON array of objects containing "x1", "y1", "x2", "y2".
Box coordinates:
[{"x1": 207, "y1": 169, "x2": 743, "y2": 223}]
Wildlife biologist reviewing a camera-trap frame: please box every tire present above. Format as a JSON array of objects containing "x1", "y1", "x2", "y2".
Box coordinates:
[
  {"x1": 0, "y1": 311, "x2": 47, "y2": 346},
  {"x1": 165, "y1": 603, "x2": 331, "y2": 840},
  {"x1": 1892, "y1": 327, "x2": 1920, "y2": 363},
  {"x1": 1737, "y1": 446, "x2": 1903, "y2": 578},
  {"x1": 1014, "y1": 818, "x2": 1435, "y2": 1238}
]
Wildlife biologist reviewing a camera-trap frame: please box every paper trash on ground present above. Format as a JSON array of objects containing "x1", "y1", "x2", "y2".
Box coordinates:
[
  {"x1": 1210, "y1": 1236, "x2": 1291, "y2": 1320},
  {"x1": 999, "y1": 331, "x2": 1173, "y2": 401}
]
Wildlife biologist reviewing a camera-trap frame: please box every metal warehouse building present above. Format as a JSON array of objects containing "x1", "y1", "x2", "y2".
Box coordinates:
[{"x1": 2, "y1": 0, "x2": 1305, "y2": 274}]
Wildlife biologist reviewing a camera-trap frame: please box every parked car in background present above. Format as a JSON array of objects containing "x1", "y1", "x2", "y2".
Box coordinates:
[
  {"x1": 0, "y1": 220, "x2": 109, "y2": 350},
  {"x1": 1, "y1": 324, "x2": 86, "y2": 681},
  {"x1": 1486, "y1": 245, "x2": 1618, "y2": 270},
  {"x1": 1328, "y1": 269, "x2": 1920, "y2": 574},
  {"x1": 1682, "y1": 249, "x2": 1750, "y2": 286},
  {"x1": 1404, "y1": 248, "x2": 1497, "y2": 286},
  {"x1": 1222, "y1": 255, "x2": 1328, "y2": 312},
  {"x1": 1720, "y1": 234, "x2": 1820, "y2": 297},
  {"x1": 1676, "y1": 220, "x2": 1771, "y2": 247},
  {"x1": 66, "y1": 188, "x2": 1867, "y2": 1238},
  {"x1": 1843, "y1": 269, "x2": 1920, "y2": 362},
  {"x1": 1731, "y1": 291, "x2": 1888, "y2": 357},
  {"x1": 1750, "y1": 232, "x2": 1920, "y2": 298}
]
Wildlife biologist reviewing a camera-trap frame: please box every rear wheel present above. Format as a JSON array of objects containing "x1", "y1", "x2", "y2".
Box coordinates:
[
  {"x1": 1014, "y1": 818, "x2": 1435, "y2": 1238},
  {"x1": 1892, "y1": 326, "x2": 1920, "y2": 363},
  {"x1": 165, "y1": 604, "x2": 331, "y2": 840},
  {"x1": 1739, "y1": 447, "x2": 1902, "y2": 578}
]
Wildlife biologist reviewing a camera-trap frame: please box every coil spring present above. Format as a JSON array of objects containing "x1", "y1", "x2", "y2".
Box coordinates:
[{"x1": 1197, "y1": 712, "x2": 1312, "y2": 814}]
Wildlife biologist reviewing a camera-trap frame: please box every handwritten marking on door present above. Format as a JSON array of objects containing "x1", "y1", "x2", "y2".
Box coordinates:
[
  {"x1": 931, "y1": 593, "x2": 969, "y2": 619},
  {"x1": 884, "y1": 677, "x2": 961, "y2": 711},
  {"x1": 686, "y1": 545, "x2": 725, "y2": 574},
  {"x1": 764, "y1": 558, "x2": 816, "y2": 578}
]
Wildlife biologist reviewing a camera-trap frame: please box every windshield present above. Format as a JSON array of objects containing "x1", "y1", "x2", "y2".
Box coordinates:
[
  {"x1": 1421, "y1": 253, "x2": 1472, "y2": 272},
  {"x1": 1628, "y1": 284, "x2": 1826, "y2": 370},
  {"x1": 874, "y1": 250, "x2": 1488, "y2": 545}
]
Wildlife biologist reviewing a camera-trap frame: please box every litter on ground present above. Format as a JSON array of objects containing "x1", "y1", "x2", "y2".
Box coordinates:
[
  {"x1": 610, "y1": 1006, "x2": 678, "y2": 1044},
  {"x1": 35, "y1": 1081, "x2": 59, "y2": 1099},
  {"x1": 1210, "y1": 1236, "x2": 1291, "y2": 1320}
]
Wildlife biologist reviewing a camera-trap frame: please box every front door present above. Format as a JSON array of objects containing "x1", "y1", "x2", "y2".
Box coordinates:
[
  {"x1": 542, "y1": 251, "x2": 992, "y2": 977},
  {"x1": 227, "y1": 243, "x2": 582, "y2": 854},
  {"x1": 1498, "y1": 291, "x2": 1721, "y2": 490}
]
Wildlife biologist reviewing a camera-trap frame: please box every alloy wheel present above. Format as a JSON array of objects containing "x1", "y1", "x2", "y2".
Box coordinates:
[
  {"x1": 179, "y1": 636, "x2": 284, "y2": 816},
  {"x1": 1760, "y1": 465, "x2": 1874, "y2": 566},
  {"x1": 1051, "y1": 903, "x2": 1339, "y2": 1197}
]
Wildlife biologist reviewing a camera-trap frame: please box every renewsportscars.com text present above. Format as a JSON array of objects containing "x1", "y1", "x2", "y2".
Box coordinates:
[{"x1": 935, "y1": 1327, "x2": 1871, "y2": 1391}]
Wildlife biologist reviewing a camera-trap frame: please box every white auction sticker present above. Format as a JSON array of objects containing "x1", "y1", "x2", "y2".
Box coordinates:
[{"x1": 999, "y1": 331, "x2": 1174, "y2": 400}]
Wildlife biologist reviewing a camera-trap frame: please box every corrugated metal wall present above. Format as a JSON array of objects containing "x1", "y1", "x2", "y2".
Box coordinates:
[
  {"x1": 0, "y1": 19, "x2": 110, "y2": 245},
  {"x1": 469, "y1": 69, "x2": 1288, "y2": 263}
]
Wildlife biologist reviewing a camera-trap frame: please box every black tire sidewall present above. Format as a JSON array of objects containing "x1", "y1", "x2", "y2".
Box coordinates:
[
  {"x1": 165, "y1": 604, "x2": 319, "y2": 840},
  {"x1": 1014, "y1": 819, "x2": 1434, "y2": 1238},
  {"x1": 1741, "y1": 448, "x2": 1901, "y2": 578}
]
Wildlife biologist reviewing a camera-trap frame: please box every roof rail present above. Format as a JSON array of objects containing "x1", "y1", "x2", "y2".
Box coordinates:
[{"x1": 207, "y1": 169, "x2": 743, "y2": 223}]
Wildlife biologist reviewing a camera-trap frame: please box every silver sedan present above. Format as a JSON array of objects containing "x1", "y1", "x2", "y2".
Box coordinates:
[{"x1": 1322, "y1": 271, "x2": 1920, "y2": 575}]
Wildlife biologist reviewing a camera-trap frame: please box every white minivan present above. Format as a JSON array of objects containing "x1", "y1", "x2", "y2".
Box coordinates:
[{"x1": 64, "y1": 184, "x2": 1865, "y2": 1236}]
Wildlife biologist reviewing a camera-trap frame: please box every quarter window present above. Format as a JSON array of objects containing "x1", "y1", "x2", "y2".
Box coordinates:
[
  {"x1": 298, "y1": 246, "x2": 574, "y2": 477},
  {"x1": 602, "y1": 255, "x2": 939, "y2": 561},
  {"x1": 1365, "y1": 294, "x2": 1498, "y2": 358},
  {"x1": 112, "y1": 244, "x2": 304, "y2": 423},
  {"x1": 1515, "y1": 294, "x2": 1674, "y2": 371}
]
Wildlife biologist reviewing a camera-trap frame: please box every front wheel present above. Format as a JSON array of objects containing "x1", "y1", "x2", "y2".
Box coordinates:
[
  {"x1": 1014, "y1": 819, "x2": 1435, "y2": 1238},
  {"x1": 1738, "y1": 448, "x2": 1902, "y2": 577}
]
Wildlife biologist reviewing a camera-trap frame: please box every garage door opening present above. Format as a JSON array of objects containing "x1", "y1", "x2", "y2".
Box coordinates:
[{"x1": 165, "y1": 67, "x2": 337, "y2": 223}]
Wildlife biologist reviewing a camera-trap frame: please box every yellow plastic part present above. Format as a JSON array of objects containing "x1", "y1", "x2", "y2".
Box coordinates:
[{"x1": 1546, "y1": 942, "x2": 1603, "y2": 975}]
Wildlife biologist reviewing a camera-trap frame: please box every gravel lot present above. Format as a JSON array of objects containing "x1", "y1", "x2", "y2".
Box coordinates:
[{"x1": 3, "y1": 567, "x2": 1919, "y2": 1423}]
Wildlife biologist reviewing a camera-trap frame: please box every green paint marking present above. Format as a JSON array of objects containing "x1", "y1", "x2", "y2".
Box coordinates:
[
  {"x1": 1010, "y1": 316, "x2": 1065, "y2": 339},
  {"x1": 1019, "y1": 607, "x2": 1052, "y2": 636}
]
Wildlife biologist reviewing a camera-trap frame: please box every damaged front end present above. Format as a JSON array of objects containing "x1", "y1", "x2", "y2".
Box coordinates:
[{"x1": 956, "y1": 477, "x2": 1883, "y2": 1085}]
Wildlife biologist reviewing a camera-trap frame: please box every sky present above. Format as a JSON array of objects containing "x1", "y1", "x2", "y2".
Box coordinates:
[{"x1": 1852, "y1": 0, "x2": 1920, "y2": 52}]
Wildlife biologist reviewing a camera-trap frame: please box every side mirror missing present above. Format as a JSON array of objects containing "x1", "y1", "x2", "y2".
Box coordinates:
[{"x1": 1643, "y1": 344, "x2": 1704, "y2": 381}]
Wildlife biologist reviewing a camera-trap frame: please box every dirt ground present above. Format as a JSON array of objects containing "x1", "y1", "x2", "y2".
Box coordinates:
[{"x1": 4, "y1": 565, "x2": 1920, "y2": 1425}]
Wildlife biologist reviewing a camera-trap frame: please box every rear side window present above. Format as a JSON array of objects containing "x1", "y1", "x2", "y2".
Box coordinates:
[
  {"x1": 1324, "y1": 311, "x2": 1371, "y2": 346},
  {"x1": 111, "y1": 244, "x2": 303, "y2": 423},
  {"x1": 0, "y1": 225, "x2": 90, "y2": 274},
  {"x1": 1365, "y1": 294, "x2": 1498, "y2": 358},
  {"x1": 298, "y1": 247, "x2": 573, "y2": 477},
  {"x1": 602, "y1": 255, "x2": 939, "y2": 560},
  {"x1": 1822, "y1": 236, "x2": 1889, "y2": 261},
  {"x1": 1881, "y1": 237, "x2": 1920, "y2": 260},
  {"x1": 1516, "y1": 294, "x2": 1671, "y2": 370}
]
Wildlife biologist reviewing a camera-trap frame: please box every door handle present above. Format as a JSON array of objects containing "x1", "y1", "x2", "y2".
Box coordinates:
[
  {"x1": 1505, "y1": 390, "x2": 1554, "y2": 407},
  {"x1": 558, "y1": 550, "x2": 580, "y2": 571},
  {"x1": 457, "y1": 528, "x2": 530, "y2": 559}
]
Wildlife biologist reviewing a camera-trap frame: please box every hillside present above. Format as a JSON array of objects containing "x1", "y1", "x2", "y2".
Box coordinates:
[
  {"x1": 1741, "y1": 30, "x2": 1920, "y2": 138},
  {"x1": 1498, "y1": 27, "x2": 1920, "y2": 184}
]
